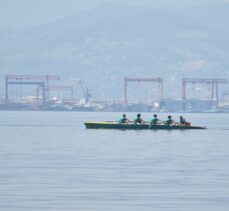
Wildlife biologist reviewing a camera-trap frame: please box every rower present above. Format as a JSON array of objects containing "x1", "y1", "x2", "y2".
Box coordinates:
[
  {"x1": 165, "y1": 115, "x2": 174, "y2": 125},
  {"x1": 119, "y1": 114, "x2": 129, "y2": 124},
  {"x1": 151, "y1": 114, "x2": 160, "y2": 125},
  {"x1": 134, "y1": 113, "x2": 144, "y2": 124},
  {"x1": 179, "y1": 115, "x2": 186, "y2": 125}
]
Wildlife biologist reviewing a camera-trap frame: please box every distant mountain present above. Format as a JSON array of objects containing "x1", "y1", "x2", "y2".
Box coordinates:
[
  {"x1": 185, "y1": 2, "x2": 229, "y2": 33},
  {"x1": 0, "y1": 3, "x2": 229, "y2": 99}
]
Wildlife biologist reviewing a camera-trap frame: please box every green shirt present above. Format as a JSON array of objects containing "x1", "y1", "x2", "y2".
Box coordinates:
[
  {"x1": 134, "y1": 117, "x2": 143, "y2": 124},
  {"x1": 165, "y1": 119, "x2": 173, "y2": 125},
  {"x1": 151, "y1": 117, "x2": 159, "y2": 125},
  {"x1": 119, "y1": 117, "x2": 128, "y2": 123}
]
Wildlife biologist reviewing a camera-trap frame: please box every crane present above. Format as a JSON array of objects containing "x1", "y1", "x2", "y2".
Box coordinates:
[
  {"x1": 124, "y1": 77, "x2": 163, "y2": 105},
  {"x1": 182, "y1": 78, "x2": 228, "y2": 110},
  {"x1": 5, "y1": 74, "x2": 60, "y2": 104},
  {"x1": 71, "y1": 78, "x2": 91, "y2": 103}
]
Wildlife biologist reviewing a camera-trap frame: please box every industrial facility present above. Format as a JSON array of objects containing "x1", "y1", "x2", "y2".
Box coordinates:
[
  {"x1": 0, "y1": 74, "x2": 229, "y2": 112},
  {"x1": 0, "y1": 74, "x2": 97, "y2": 111}
]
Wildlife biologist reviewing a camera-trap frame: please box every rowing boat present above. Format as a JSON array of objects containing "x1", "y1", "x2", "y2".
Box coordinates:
[{"x1": 84, "y1": 122, "x2": 206, "y2": 130}]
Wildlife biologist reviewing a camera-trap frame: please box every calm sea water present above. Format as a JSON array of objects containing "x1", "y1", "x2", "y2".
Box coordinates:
[{"x1": 0, "y1": 111, "x2": 229, "y2": 211}]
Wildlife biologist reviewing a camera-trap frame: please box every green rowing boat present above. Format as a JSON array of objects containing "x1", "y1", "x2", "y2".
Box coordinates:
[{"x1": 85, "y1": 122, "x2": 206, "y2": 130}]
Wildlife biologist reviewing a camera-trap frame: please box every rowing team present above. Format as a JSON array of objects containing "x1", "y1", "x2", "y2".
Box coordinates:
[{"x1": 119, "y1": 113, "x2": 190, "y2": 126}]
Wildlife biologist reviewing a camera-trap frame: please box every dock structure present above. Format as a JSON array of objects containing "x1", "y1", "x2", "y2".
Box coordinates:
[
  {"x1": 5, "y1": 75, "x2": 60, "y2": 107},
  {"x1": 182, "y1": 78, "x2": 228, "y2": 110},
  {"x1": 124, "y1": 77, "x2": 163, "y2": 106}
]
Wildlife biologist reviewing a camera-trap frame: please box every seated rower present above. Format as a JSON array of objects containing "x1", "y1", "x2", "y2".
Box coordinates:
[
  {"x1": 165, "y1": 115, "x2": 174, "y2": 125},
  {"x1": 134, "y1": 113, "x2": 144, "y2": 124},
  {"x1": 119, "y1": 114, "x2": 130, "y2": 124},
  {"x1": 150, "y1": 114, "x2": 160, "y2": 125},
  {"x1": 179, "y1": 115, "x2": 186, "y2": 125}
]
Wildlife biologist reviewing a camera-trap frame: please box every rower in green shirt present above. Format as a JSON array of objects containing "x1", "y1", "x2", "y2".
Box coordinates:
[
  {"x1": 134, "y1": 113, "x2": 144, "y2": 124},
  {"x1": 151, "y1": 114, "x2": 160, "y2": 125},
  {"x1": 165, "y1": 115, "x2": 174, "y2": 125},
  {"x1": 119, "y1": 114, "x2": 129, "y2": 123}
]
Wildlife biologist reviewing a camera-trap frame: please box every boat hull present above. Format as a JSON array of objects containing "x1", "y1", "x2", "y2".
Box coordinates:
[{"x1": 85, "y1": 122, "x2": 206, "y2": 130}]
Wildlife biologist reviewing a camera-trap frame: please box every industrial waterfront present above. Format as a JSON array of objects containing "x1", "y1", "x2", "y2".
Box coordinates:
[
  {"x1": 0, "y1": 74, "x2": 229, "y2": 113},
  {"x1": 1, "y1": 1, "x2": 229, "y2": 211}
]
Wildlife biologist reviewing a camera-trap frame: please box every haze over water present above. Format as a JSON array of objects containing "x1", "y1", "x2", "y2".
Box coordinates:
[{"x1": 1, "y1": 111, "x2": 229, "y2": 210}]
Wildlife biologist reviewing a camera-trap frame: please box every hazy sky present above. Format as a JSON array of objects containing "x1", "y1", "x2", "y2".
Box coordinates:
[{"x1": 0, "y1": 0, "x2": 223, "y2": 29}]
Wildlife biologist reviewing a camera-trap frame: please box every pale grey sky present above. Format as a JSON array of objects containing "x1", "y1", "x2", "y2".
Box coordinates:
[{"x1": 0, "y1": 0, "x2": 222, "y2": 29}]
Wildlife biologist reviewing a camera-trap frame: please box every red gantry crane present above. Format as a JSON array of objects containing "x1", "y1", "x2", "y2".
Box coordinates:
[
  {"x1": 124, "y1": 77, "x2": 163, "y2": 106},
  {"x1": 5, "y1": 75, "x2": 60, "y2": 107},
  {"x1": 182, "y1": 78, "x2": 228, "y2": 110}
]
